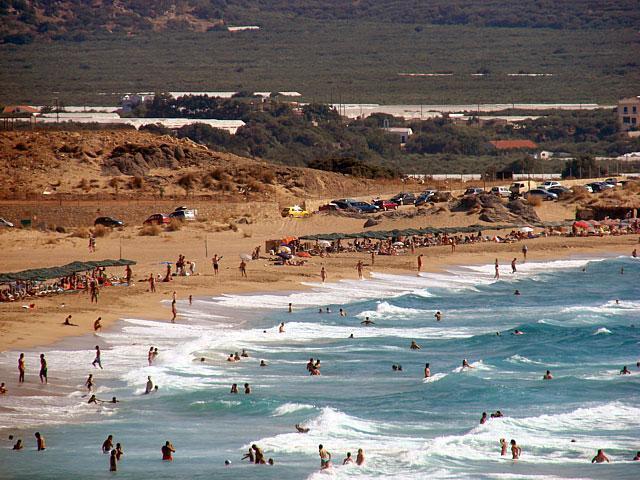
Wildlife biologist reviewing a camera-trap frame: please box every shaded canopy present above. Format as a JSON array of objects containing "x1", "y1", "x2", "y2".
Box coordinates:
[
  {"x1": 299, "y1": 222, "x2": 571, "y2": 242},
  {"x1": 0, "y1": 259, "x2": 136, "y2": 283}
]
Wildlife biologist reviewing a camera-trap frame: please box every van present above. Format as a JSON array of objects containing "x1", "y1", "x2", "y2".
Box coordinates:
[
  {"x1": 490, "y1": 186, "x2": 510, "y2": 198},
  {"x1": 509, "y1": 182, "x2": 527, "y2": 196}
]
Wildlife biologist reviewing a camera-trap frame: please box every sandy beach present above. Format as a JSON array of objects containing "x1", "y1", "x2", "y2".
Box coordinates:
[{"x1": 0, "y1": 208, "x2": 635, "y2": 353}]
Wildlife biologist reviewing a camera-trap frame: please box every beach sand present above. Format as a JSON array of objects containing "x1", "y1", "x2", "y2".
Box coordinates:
[{"x1": 0, "y1": 205, "x2": 635, "y2": 354}]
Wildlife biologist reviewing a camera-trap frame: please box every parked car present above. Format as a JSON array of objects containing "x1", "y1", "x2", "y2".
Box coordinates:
[
  {"x1": 585, "y1": 182, "x2": 609, "y2": 193},
  {"x1": 169, "y1": 206, "x2": 197, "y2": 221},
  {"x1": 414, "y1": 190, "x2": 438, "y2": 206},
  {"x1": 331, "y1": 199, "x2": 358, "y2": 210},
  {"x1": 582, "y1": 184, "x2": 594, "y2": 193},
  {"x1": 539, "y1": 181, "x2": 562, "y2": 189},
  {"x1": 281, "y1": 206, "x2": 311, "y2": 218},
  {"x1": 524, "y1": 189, "x2": 558, "y2": 201},
  {"x1": 464, "y1": 187, "x2": 484, "y2": 196},
  {"x1": 373, "y1": 199, "x2": 399, "y2": 211},
  {"x1": 547, "y1": 186, "x2": 572, "y2": 197},
  {"x1": 94, "y1": 216, "x2": 124, "y2": 228},
  {"x1": 0, "y1": 217, "x2": 14, "y2": 228},
  {"x1": 490, "y1": 186, "x2": 511, "y2": 198},
  {"x1": 318, "y1": 203, "x2": 339, "y2": 212},
  {"x1": 604, "y1": 178, "x2": 618, "y2": 186},
  {"x1": 143, "y1": 213, "x2": 170, "y2": 226},
  {"x1": 389, "y1": 192, "x2": 416, "y2": 205},
  {"x1": 350, "y1": 201, "x2": 380, "y2": 214},
  {"x1": 509, "y1": 182, "x2": 528, "y2": 197}
]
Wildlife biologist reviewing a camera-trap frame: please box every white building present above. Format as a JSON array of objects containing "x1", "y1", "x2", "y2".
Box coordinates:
[{"x1": 385, "y1": 127, "x2": 413, "y2": 143}]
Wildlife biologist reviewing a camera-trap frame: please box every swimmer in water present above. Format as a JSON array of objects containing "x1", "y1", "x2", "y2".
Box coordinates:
[
  {"x1": 339, "y1": 308, "x2": 346, "y2": 317},
  {"x1": 260, "y1": 360, "x2": 267, "y2": 367},
  {"x1": 434, "y1": 311, "x2": 442, "y2": 321},
  {"x1": 252, "y1": 444, "x2": 265, "y2": 464},
  {"x1": 491, "y1": 410, "x2": 503, "y2": 418},
  {"x1": 161, "y1": 441, "x2": 175, "y2": 461},
  {"x1": 620, "y1": 366, "x2": 631, "y2": 375},
  {"x1": 512, "y1": 329, "x2": 524, "y2": 335},
  {"x1": 633, "y1": 451, "x2": 640, "y2": 461},
  {"x1": 242, "y1": 448, "x2": 254, "y2": 462},
  {"x1": 244, "y1": 383, "x2": 251, "y2": 394},
  {"x1": 462, "y1": 359, "x2": 474, "y2": 369},
  {"x1": 230, "y1": 383, "x2": 238, "y2": 394},
  {"x1": 342, "y1": 452, "x2": 353, "y2": 464},
  {"x1": 424, "y1": 362, "x2": 431, "y2": 378},
  {"x1": 145, "y1": 376, "x2": 153, "y2": 394},
  {"x1": 514, "y1": 289, "x2": 521, "y2": 296},
  {"x1": 110, "y1": 449, "x2": 118, "y2": 471},
  {"x1": 279, "y1": 322, "x2": 285, "y2": 333},
  {"x1": 295, "y1": 424, "x2": 310, "y2": 433},
  {"x1": 360, "y1": 317, "x2": 375, "y2": 325},
  {"x1": 410, "y1": 340, "x2": 421, "y2": 350},
  {"x1": 480, "y1": 412, "x2": 487, "y2": 424},
  {"x1": 510, "y1": 439, "x2": 521, "y2": 460},
  {"x1": 348, "y1": 333, "x2": 354, "y2": 338},
  {"x1": 241, "y1": 349, "x2": 249, "y2": 358},
  {"x1": 500, "y1": 438, "x2": 507, "y2": 456},
  {"x1": 13, "y1": 439, "x2": 23, "y2": 450},
  {"x1": 35, "y1": 432, "x2": 46, "y2": 451},
  {"x1": 591, "y1": 449, "x2": 610, "y2": 463},
  {"x1": 102, "y1": 435, "x2": 114, "y2": 454},
  {"x1": 356, "y1": 448, "x2": 365, "y2": 465},
  {"x1": 543, "y1": 370, "x2": 553, "y2": 380}
]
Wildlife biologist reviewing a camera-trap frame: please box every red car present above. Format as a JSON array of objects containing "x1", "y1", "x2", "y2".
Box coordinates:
[
  {"x1": 143, "y1": 213, "x2": 170, "y2": 226},
  {"x1": 373, "y1": 199, "x2": 399, "y2": 211}
]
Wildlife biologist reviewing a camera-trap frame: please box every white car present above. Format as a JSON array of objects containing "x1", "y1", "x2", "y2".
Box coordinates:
[
  {"x1": 539, "y1": 181, "x2": 561, "y2": 189},
  {"x1": 490, "y1": 186, "x2": 511, "y2": 198},
  {"x1": 0, "y1": 217, "x2": 14, "y2": 228}
]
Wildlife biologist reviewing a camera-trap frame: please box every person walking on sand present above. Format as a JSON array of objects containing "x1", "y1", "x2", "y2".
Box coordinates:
[
  {"x1": 171, "y1": 291, "x2": 177, "y2": 323},
  {"x1": 319, "y1": 444, "x2": 332, "y2": 470},
  {"x1": 510, "y1": 439, "x2": 521, "y2": 460},
  {"x1": 149, "y1": 273, "x2": 156, "y2": 293},
  {"x1": 125, "y1": 264, "x2": 132, "y2": 285},
  {"x1": 511, "y1": 258, "x2": 517, "y2": 274},
  {"x1": 371, "y1": 251, "x2": 375, "y2": 266},
  {"x1": 522, "y1": 244, "x2": 528, "y2": 262},
  {"x1": 88, "y1": 233, "x2": 96, "y2": 253},
  {"x1": 494, "y1": 258, "x2": 500, "y2": 279},
  {"x1": 161, "y1": 441, "x2": 175, "y2": 461},
  {"x1": 239, "y1": 260, "x2": 247, "y2": 278},
  {"x1": 212, "y1": 254, "x2": 221, "y2": 275},
  {"x1": 39, "y1": 354, "x2": 47, "y2": 384},
  {"x1": 356, "y1": 260, "x2": 364, "y2": 280},
  {"x1": 94, "y1": 317, "x2": 102, "y2": 333},
  {"x1": 417, "y1": 254, "x2": 423, "y2": 274},
  {"x1": 90, "y1": 279, "x2": 99, "y2": 303},
  {"x1": 320, "y1": 266, "x2": 327, "y2": 283},
  {"x1": 92, "y1": 345, "x2": 103, "y2": 369},
  {"x1": 18, "y1": 353, "x2": 25, "y2": 383}
]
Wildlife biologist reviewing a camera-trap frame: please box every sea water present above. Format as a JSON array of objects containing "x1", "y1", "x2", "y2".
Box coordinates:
[{"x1": 0, "y1": 256, "x2": 639, "y2": 479}]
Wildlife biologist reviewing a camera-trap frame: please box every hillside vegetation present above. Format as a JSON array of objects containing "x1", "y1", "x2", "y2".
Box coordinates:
[{"x1": 2, "y1": 0, "x2": 638, "y2": 41}]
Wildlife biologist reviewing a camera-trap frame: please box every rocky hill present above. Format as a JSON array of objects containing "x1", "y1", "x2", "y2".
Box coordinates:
[{"x1": 0, "y1": 128, "x2": 403, "y2": 202}]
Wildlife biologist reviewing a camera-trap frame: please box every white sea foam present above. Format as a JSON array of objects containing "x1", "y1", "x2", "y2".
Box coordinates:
[
  {"x1": 423, "y1": 373, "x2": 447, "y2": 383},
  {"x1": 356, "y1": 301, "x2": 427, "y2": 320},
  {"x1": 273, "y1": 402, "x2": 316, "y2": 416},
  {"x1": 593, "y1": 327, "x2": 612, "y2": 335}
]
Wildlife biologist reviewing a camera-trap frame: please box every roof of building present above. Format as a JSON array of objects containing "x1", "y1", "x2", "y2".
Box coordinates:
[
  {"x1": 489, "y1": 139, "x2": 538, "y2": 150},
  {"x1": 2, "y1": 105, "x2": 40, "y2": 114},
  {"x1": 386, "y1": 127, "x2": 413, "y2": 134}
]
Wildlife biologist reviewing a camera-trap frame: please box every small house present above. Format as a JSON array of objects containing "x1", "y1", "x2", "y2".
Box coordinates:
[{"x1": 386, "y1": 127, "x2": 413, "y2": 143}]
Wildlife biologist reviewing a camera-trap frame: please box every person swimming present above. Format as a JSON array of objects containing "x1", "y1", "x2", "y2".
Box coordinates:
[
  {"x1": 514, "y1": 289, "x2": 521, "y2": 295},
  {"x1": 145, "y1": 376, "x2": 153, "y2": 394},
  {"x1": 480, "y1": 412, "x2": 487, "y2": 424},
  {"x1": 279, "y1": 322, "x2": 285, "y2": 333},
  {"x1": 434, "y1": 311, "x2": 442, "y2": 321},
  {"x1": 424, "y1": 362, "x2": 431, "y2": 378},
  {"x1": 230, "y1": 383, "x2": 238, "y2": 394},
  {"x1": 161, "y1": 441, "x2": 175, "y2": 461},
  {"x1": 295, "y1": 424, "x2": 310, "y2": 433},
  {"x1": 462, "y1": 359, "x2": 474, "y2": 369},
  {"x1": 260, "y1": 360, "x2": 267, "y2": 367},
  {"x1": 500, "y1": 438, "x2": 507, "y2": 456},
  {"x1": 342, "y1": 452, "x2": 353, "y2": 464},
  {"x1": 591, "y1": 449, "x2": 610, "y2": 463},
  {"x1": 620, "y1": 366, "x2": 631, "y2": 375},
  {"x1": 410, "y1": 340, "x2": 421, "y2": 350},
  {"x1": 360, "y1": 317, "x2": 375, "y2": 325},
  {"x1": 356, "y1": 448, "x2": 365, "y2": 465},
  {"x1": 512, "y1": 329, "x2": 524, "y2": 335},
  {"x1": 543, "y1": 370, "x2": 553, "y2": 380}
]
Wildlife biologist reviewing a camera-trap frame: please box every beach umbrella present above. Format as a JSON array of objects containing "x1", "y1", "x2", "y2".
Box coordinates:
[
  {"x1": 240, "y1": 253, "x2": 252, "y2": 261},
  {"x1": 317, "y1": 240, "x2": 331, "y2": 247},
  {"x1": 573, "y1": 221, "x2": 590, "y2": 229},
  {"x1": 520, "y1": 226, "x2": 534, "y2": 233},
  {"x1": 279, "y1": 246, "x2": 292, "y2": 254}
]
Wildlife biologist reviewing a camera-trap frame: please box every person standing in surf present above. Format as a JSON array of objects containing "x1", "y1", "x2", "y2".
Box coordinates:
[
  {"x1": 417, "y1": 254, "x2": 423, "y2": 274},
  {"x1": 319, "y1": 444, "x2": 332, "y2": 470},
  {"x1": 494, "y1": 259, "x2": 500, "y2": 279},
  {"x1": 510, "y1": 439, "x2": 521, "y2": 459}
]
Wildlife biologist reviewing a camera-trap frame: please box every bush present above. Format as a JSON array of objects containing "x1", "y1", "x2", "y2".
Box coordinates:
[
  {"x1": 92, "y1": 224, "x2": 110, "y2": 237},
  {"x1": 166, "y1": 218, "x2": 182, "y2": 231},
  {"x1": 527, "y1": 196, "x2": 543, "y2": 207},
  {"x1": 131, "y1": 176, "x2": 145, "y2": 189},
  {"x1": 69, "y1": 227, "x2": 90, "y2": 238},
  {"x1": 139, "y1": 225, "x2": 161, "y2": 236}
]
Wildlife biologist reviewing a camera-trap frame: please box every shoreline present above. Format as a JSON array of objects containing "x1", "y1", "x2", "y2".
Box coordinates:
[{"x1": 1, "y1": 233, "x2": 635, "y2": 354}]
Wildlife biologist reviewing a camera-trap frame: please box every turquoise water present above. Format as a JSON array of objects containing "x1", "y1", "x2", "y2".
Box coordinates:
[{"x1": 1, "y1": 256, "x2": 639, "y2": 479}]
